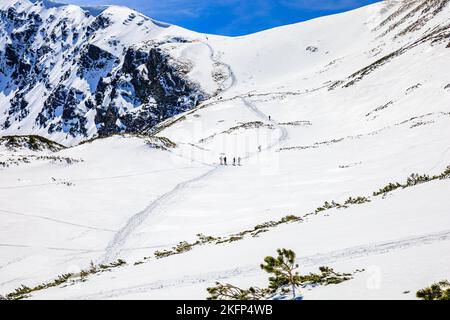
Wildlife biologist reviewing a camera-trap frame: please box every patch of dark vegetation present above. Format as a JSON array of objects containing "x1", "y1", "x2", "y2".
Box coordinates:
[
  {"x1": 306, "y1": 46, "x2": 318, "y2": 53},
  {"x1": 396, "y1": 0, "x2": 450, "y2": 38},
  {"x1": 345, "y1": 20, "x2": 450, "y2": 87},
  {"x1": 207, "y1": 249, "x2": 360, "y2": 300},
  {"x1": 366, "y1": 101, "x2": 394, "y2": 118},
  {"x1": 145, "y1": 136, "x2": 177, "y2": 150},
  {"x1": 373, "y1": 168, "x2": 450, "y2": 197},
  {"x1": 278, "y1": 145, "x2": 319, "y2": 151},
  {"x1": 376, "y1": 0, "x2": 449, "y2": 38},
  {"x1": 344, "y1": 50, "x2": 401, "y2": 88},
  {"x1": 339, "y1": 161, "x2": 362, "y2": 169},
  {"x1": 0, "y1": 155, "x2": 82, "y2": 169},
  {"x1": 314, "y1": 196, "x2": 371, "y2": 214},
  {"x1": 405, "y1": 83, "x2": 422, "y2": 95},
  {"x1": 278, "y1": 121, "x2": 312, "y2": 126},
  {"x1": 0, "y1": 135, "x2": 65, "y2": 152},
  {"x1": 373, "y1": 0, "x2": 417, "y2": 32},
  {"x1": 4, "y1": 259, "x2": 126, "y2": 300},
  {"x1": 5, "y1": 273, "x2": 74, "y2": 300},
  {"x1": 79, "y1": 133, "x2": 176, "y2": 150},
  {"x1": 279, "y1": 112, "x2": 450, "y2": 153},
  {"x1": 153, "y1": 215, "x2": 302, "y2": 259},
  {"x1": 279, "y1": 138, "x2": 345, "y2": 151},
  {"x1": 410, "y1": 120, "x2": 434, "y2": 129},
  {"x1": 417, "y1": 280, "x2": 450, "y2": 300},
  {"x1": 328, "y1": 80, "x2": 344, "y2": 91},
  {"x1": 148, "y1": 115, "x2": 187, "y2": 136}
]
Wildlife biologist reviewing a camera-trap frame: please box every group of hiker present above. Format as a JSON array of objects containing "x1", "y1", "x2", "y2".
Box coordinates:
[
  {"x1": 219, "y1": 145, "x2": 264, "y2": 166},
  {"x1": 220, "y1": 156, "x2": 241, "y2": 166}
]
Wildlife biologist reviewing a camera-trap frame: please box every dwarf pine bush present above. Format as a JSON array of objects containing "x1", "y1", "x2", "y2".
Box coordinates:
[
  {"x1": 207, "y1": 283, "x2": 270, "y2": 300},
  {"x1": 417, "y1": 280, "x2": 450, "y2": 300},
  {"x1": 373, "y1": 182, "x2": 402, "y2": 196},
  {"x1": 299, "y1": 266, "x2": 353, "y2": 286}
]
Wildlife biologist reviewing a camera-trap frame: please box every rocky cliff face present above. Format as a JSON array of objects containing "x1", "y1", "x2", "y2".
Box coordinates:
[{"x1": 0, "y1": 1, "x2": 208, "y2": 144}]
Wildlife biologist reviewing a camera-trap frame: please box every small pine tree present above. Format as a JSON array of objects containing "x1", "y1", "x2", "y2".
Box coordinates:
[
  {"x1": 89, "y1": 260, "x2": 97, "y2": 273},
  {"x1": 417, "y1": 280, "x2": 450, "y2": 300},
  {"x1": 260, "y1": 248, "x2": 301, "y2": 299}
]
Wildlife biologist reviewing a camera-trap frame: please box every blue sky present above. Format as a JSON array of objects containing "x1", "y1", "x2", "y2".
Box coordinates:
[{"x1": 63, "y1": 0, "x2": 381, "y2": 36}]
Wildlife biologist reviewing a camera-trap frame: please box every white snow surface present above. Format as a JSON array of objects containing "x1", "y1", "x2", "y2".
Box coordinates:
[{"x1": 0, "y1": 0, "x2": 450, "y2": 299}]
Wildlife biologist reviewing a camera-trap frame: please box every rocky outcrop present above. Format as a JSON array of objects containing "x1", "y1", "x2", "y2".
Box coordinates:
[
  {"x1": 37, "y1": 85, "x2": 89, "y2": 136},
  {"x1": 0, "y1": 2, "x2": 206, "y2": 142},
  {"x1": 94, "y1": 46, "x2": 205, "y2": 136}
]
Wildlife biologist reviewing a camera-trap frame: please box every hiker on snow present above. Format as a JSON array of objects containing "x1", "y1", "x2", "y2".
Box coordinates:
[
  {"x1": 219, "y1": 156, "x2": 223, "y2": 165},
  {"x1": 233, "y1": 157, "x2": 236, "y2": 166},
  {"x1": 238, "y1": 157, "x2": 241, "y2": 166},
  {"x1": 224, "y1": 156, "x2": 227, "y2": 166}
]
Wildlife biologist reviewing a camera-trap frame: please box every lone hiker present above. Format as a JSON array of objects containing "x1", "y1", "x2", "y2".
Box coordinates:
[
  {"x1": 269, "y1": 115, "x2": 271, "y2": 121},
  {"x1": 258, "y1": 145, "x2": 262, "y2": 152}
]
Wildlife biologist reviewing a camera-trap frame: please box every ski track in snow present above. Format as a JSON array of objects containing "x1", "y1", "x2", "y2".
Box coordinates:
[
  {"x1": 68, "y1": 229, "x2": 450, "y2": 300},
  {"x1": 98, "y1": 42, "x2": 239, "y2": 264},
  {"x1": 99, "y1": 97, "x2": 290, "y2": 265},
  {"x1": 99, "y1": 165, "x2": 222, "y2": 264},
  {"x1": 0, "y1": 209, "x2": 116, "y2": 232},
  {"x1": 99, "y1": 45, "x2": 244, "y2": 264},
  {"x1": 99, "y1": 97, "x2": 291, "y2": 264},
  {"x1": 242, "y1": 98, "x2": 289, "y2": 154},
  {"x1": 0, "y1": 243, "x2": 102, "y2": 253},
  {"x1": 0, "y1": 166, "x2": 199, "y2": 190},
  {"x1": 202, "y1": 41, "x2": 237, "y2": 93}
]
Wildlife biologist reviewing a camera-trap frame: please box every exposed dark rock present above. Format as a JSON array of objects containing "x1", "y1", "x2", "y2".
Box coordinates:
[
  {"x1": 94, "y1": 46, "x2": 205, "y2": 136},
  {"x1": 77, "y1": 44, "x2": 119, "y2": 78},
  {"x1": 37, "y1": 85, "x2": 88, "y2": 136},
  {"x1": 85, "y1": 14, "x2": 111, "y2": 38}
]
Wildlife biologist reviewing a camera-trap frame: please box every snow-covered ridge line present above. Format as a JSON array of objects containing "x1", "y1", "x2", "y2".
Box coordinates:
[
  {"x1": 0, "y1": 0, "x2": 214, "y2": 146},
  {"x1": 1, "y1": 0, "x2": 450, "y2": 145}
]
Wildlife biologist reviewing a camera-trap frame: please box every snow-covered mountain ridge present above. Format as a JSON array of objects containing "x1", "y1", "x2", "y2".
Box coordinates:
[
  {"x1": 1, "y1": 0, "x2": 449, "y2": 146},
  {"x1": 0, "y1": 0, "x2": 450, "y2": 300},
  {"x1": 0, "y1": 0, "x2": 222, "y2": 145}
]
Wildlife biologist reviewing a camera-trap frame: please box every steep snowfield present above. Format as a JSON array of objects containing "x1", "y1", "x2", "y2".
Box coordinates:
[{"x1": 1, "y1": 0, "x2": 450, "y2": 299}]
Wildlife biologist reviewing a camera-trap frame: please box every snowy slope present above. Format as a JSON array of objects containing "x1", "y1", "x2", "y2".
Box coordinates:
[
  {"x1": 0, "y1": 0, "x2": 450, "y2": 300},
  {"x1": 0, "y1": 0, "x2": 223, "y2": 145}
]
